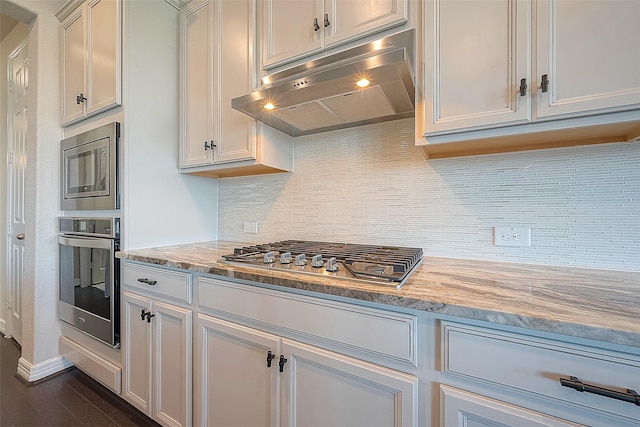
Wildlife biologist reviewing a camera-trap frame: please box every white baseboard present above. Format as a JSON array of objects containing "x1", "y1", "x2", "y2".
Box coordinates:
[{"x1": 17, "y1": 354, "x2": 74, "y2": 383}]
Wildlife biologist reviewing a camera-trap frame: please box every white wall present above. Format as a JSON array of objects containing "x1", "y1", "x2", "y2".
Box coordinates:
[
  {"x1": 218, "y1": 118, "x2": 639, "y2": 272},
  {"x1": 0, "y1": 21, "x2": 29, "y2": 335}
]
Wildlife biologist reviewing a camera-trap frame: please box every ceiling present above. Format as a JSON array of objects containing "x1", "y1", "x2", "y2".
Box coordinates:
[{"x1": 1, "y1": 13, "x2": 20, "y2": 42}]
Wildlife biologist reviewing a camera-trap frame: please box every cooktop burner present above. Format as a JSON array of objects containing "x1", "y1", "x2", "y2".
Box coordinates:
[{"x1": 220, "y1": 240, "x2": 424, "y2": 288}]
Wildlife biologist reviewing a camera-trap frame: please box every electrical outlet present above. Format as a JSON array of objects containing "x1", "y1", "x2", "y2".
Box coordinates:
[
  {"x1": 494, "y1": 227, "x2": 531, "y2": 247},
  {"x1": 243, "y1": 221, "x2": 258, "y2": 234}
]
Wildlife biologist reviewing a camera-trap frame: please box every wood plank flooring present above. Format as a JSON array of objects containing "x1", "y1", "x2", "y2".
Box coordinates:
[{"x1": 0, "y1": 335, "x2": 159, "y2": 427}]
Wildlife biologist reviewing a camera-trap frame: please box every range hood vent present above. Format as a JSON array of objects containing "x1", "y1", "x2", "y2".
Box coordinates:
[{"x1": 232, "y1": 29, "x2": 415, "y2": 137}]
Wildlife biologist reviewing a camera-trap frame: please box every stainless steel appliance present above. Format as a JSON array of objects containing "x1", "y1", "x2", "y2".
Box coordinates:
[
  {"x1": 58, "y1": 217, "x2": 120, "y2": 346},
  {"x1": 60, "y1": 122, "x2": 120, "y2": 210},
  {"x1": 220, "y1": 240, "x2": 423, "y2": 289},
  {"x1": 231, "y1": 29, "x2": 415, "y2": 137}
]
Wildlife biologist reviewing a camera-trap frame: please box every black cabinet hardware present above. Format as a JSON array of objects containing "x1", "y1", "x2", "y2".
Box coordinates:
[
  {"x1": 313, "y1": 18, "x2": 320, "y2": 31},
  {"x1": 146, "y1": 312, "x2": 155, "y2": 323},
  {"x1": 141, "y1": 309, "x2": 147, "y2": 321},
  {"x1": 541, "y1": 74, "x2": 549, "y2": 93},
  {"x1": 279, "y1": 355, "x2": 288, "y2": 373},
  {"x1": 266, "y1": 351, "x2": 276, "y2": 368},
  {"x1": 519, "y1": 78, "x2": 527, "y2": 96},
  {"x1": 324, "y1": 13, "x2": 330, "y2": 27},
  {"x1": 204, "y1": 140, "x2": 216, "y2": 151},
  {"x1": 76, "y1": 93, "x2": 87, "y2": 104},
  {"x1": 560, "y1": 376, "x2": 639, "y2": 406},
  {"x1": 137, "y1": 278, "x2": 157, "y2": 286}
]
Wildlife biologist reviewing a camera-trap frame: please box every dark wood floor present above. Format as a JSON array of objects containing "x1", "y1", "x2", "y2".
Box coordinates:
[{"x1": 1, "y1": 335, "x2": 159, "y2": 427}]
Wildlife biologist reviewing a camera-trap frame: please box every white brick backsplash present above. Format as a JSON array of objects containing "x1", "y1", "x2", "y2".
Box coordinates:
[{"x1": 219, "y1": 118, "x2": 639, "y2": 271}]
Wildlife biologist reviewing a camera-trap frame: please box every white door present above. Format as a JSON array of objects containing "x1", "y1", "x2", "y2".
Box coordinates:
[
  {"x1": 152, "y1": 300, "x2": 192, "y2": 427},
  {"x1": 536, "y1": 0, "x2": 640, "y2": 119},
  {"x1": 179, "y1": 0, "x2": 214, "y2": 168},
  {"x1": 261, "y1": 0, "x2": 324, "y2": 69},
  {"x1": 6, "y1": 39, "x2": 28, "y2": 345},
  {"x1": 122, "y1": 291, "x2": 152, "y2": 415},
  {"x1": 440, "y1": 385, "x2": 584, "y2": 427},
  {"x1": 281, "y1": 339, "x2": 418, "y2": 427},
  {"x1": 194, "y1": 313, "x2": 280, "y2": 427},
  {"x1": 423, "y1": 0, "x2": 531, "y2": 135}
]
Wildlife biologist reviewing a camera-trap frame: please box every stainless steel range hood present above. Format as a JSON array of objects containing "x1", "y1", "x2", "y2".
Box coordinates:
[{"x1": 232, "y1": 29, "x2": 415, "y2": 137}]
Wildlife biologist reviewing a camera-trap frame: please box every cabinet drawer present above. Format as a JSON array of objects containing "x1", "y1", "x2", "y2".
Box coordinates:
[
  {"x1": 441, "y1": 321, "x2": 640, "y2": 422},
  {"x1": 198, "y1": 277, "x2": 417, "y2": 366},
  {"x1": 122, "y1": 262, "x2": 192, "y2": 304}
]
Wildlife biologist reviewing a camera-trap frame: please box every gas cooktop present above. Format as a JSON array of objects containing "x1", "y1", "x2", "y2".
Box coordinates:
[{"x1": 220, "y1": 240, "x2": 424, "y2": 288}]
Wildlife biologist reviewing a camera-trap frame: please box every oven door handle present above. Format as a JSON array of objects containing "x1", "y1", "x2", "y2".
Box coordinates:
[{"x1": 59, "y1": 235, "x2": 114, "y2": 250}]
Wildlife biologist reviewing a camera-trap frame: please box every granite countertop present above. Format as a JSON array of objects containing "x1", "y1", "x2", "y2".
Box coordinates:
[{"x1": 117, "y1": 241, "x2": 640, "y2": 348}]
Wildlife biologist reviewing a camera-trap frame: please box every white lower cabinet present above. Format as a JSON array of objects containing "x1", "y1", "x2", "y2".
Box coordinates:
[
  {"x1": 436, "y1": 319, "x2": 640, "y2": 427},
  {"x1": 440, "y1": 385, "x2": 583, "y2": 427},
  {"x1": 195, "y1": 313, "x2": 418, "y2": 427},
  {"x1": 121, "y1": 270, "x2": 193, "y2": 427}
]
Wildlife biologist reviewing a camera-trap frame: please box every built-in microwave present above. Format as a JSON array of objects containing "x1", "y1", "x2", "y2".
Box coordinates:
[{"x1": 60, "y1": 122, "x2": 120, "y2": 211}]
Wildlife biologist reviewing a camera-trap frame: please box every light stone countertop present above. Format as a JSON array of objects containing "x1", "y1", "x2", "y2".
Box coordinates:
[{"x1": 117, "y1": 241, "x2": 640, "y2": 348}]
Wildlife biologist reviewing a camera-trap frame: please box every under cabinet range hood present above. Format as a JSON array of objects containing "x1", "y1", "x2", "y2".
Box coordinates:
[{"x1": 232, "y1": 29, "x2": 415, "y2": 137}]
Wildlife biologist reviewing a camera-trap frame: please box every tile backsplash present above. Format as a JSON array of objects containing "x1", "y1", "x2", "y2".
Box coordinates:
[{"x1": 219, "y1": 118, "x2": 639, "y2": 271}]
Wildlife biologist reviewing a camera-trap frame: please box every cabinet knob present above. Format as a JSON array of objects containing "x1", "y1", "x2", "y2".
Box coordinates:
[
  {"x1": 313, "y1": 18, "x2": 320, "y2": 31},
  {"x1": 541, "y1": 74, "x2": 549, "y2": 93},
  {"x1": 324, "y1": 13, "x2": 330, "y2": 27},
  {"x1": 279, "y1": 355, "x2": 288, "y2": 373},
  {"x1": 519, "y1": 78, "x2": 527, "y2": 97},
  {"x1": 204, "y1": 140, "x2": 216, "y2": 151},
  {"x1": 266, "y1": 351, "x2": 276, "y2": 368},
  {"x1": 146, "y1": 312, "x2": 155, "y2": 323},
  {"x1": 76, "y1": 93, "x2": 87, "y2": 104},
  {"x1": 141, "y1": 309, "x2": 147, "y2": 321}
]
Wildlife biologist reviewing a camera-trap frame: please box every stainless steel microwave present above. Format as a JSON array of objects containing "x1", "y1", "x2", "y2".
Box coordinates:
[{"x1": 60, "y1": 122, "x2": 120, "y2": 210}]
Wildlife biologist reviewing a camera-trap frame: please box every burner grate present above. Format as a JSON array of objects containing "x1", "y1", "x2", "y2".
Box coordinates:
[{"x1": 222, "y1": 240, "x2": 424, "y2": 286}]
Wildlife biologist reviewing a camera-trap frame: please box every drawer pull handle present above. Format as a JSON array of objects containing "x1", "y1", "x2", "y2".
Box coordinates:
[
  {"x1": 137, "y1": 278, "x2": 157, "y2": 286},
  {"x1": 560, "y1": 376, "x2": 639, "y2": 406}
]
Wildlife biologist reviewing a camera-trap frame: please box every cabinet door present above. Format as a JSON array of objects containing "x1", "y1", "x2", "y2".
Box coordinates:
[
  {"x1": 212, "y1": 0, "x2": 257, "y2": 164},
  {"x1": 152, "y1": 301, "x2": 192, "y2": 427},
  {"x1": 536, "y1": 0, "x2": 640, "y2": 119},
  {"x1": 423, "y1": 0, "x2": 531, "y2": 135},
  {"x1": 122, "y1": 291, "x2": 152, "y2": 415},
  {"x1": 85, "y1": 0, "x2": 121, "y2": 117},
  {"x1": 440, "y1": 385, "x2": 583, "y2": 427},
  {"x1": 61, "y1": 7, "x2": 85, "y2": 124},
  {"x1": 194, "y1": 314, "x2": 280, "y2": 427},
  {"x1": 261, "y1": 0, "x2": 324, "y2": 69},
  {"x1": 281, "y1": 339, "x2": 418, "y2": 427},
  {"x1": 325, "y1": 0, "x2": 408, "y2": 49},
  {"x1": 179, "y1": 0, "x2": 214, "y2": 168}
]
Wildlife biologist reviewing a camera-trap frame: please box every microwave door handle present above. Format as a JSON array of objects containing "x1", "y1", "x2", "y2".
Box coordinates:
[{"x1": 58, "y1": 235, "x2": 114, "y2": 250}]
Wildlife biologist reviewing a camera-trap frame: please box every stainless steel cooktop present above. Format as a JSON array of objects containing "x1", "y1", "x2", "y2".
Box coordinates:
[{"x1": 220, "y1": 240, "x2": 424, "y2": 289}]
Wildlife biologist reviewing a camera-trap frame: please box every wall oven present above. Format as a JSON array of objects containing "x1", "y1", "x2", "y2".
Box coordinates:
[
  {"x1": 60, "y1": 122, "x2": 120, "y2": 210},
  {"x1": 59, "y1": 217, "x2": 120, "y2": 347}
]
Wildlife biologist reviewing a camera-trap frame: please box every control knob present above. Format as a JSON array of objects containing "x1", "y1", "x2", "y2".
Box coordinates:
[
  {"x1": 311, "y1": 254, "x2": 323, "y2": 268},
  {"x1": 280, "y1": 252, "x2": 292, "y2": 264},
  {"x1": 325, "y1": 257, "x2": 339, "y2": 272},
  {"x1": 263, "y1": 251, "x2": 275, "y2": 264},
  {"x1": 294, "y1": 253, "x2": 307, "y2": 266}
]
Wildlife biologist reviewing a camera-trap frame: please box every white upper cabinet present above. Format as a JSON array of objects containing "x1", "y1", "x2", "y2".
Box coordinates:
[
  {"x1": 59, "y1": 0, "x2": 122, "y2": 126},
  {"x1": 261, "y1": 0, "x2": 409, "y2": 69},
  {"x1": 418, "y1": 0, "x2": 640, "y2": 158},
  {"x1": 179, "y1": 0, "x2": 293, "y2": 178},
  {"x1": 536, "y1": 0, "x2": 640, "y2": 118},
  {"x1": 422, "y1": 0, "x2": 531, "y2": 134}
]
